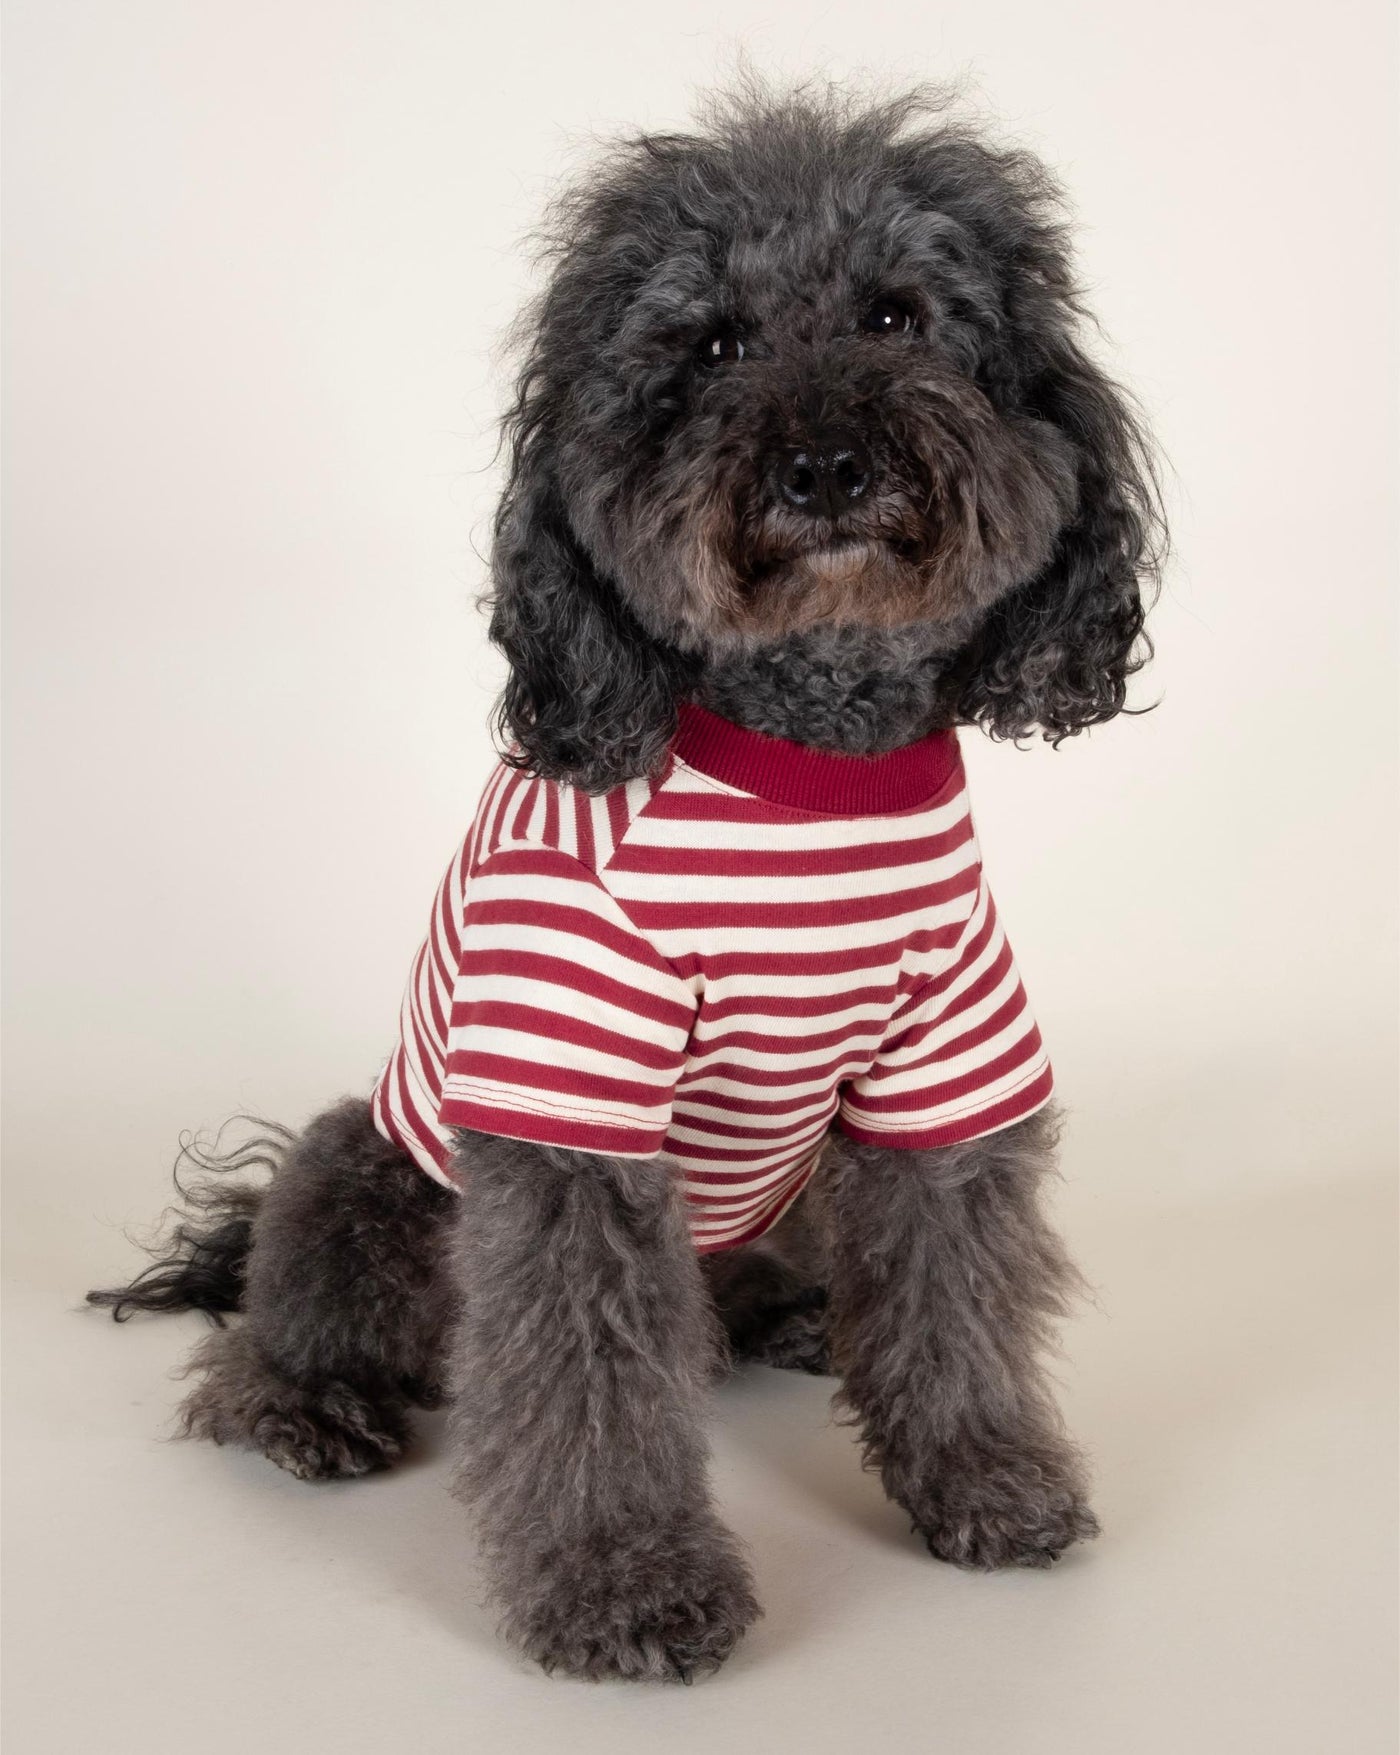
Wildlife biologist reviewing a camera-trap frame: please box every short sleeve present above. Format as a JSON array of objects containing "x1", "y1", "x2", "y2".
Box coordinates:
[
  {"x1": 437, "y1": 844, "x2": 697, "y2": 1158},
  {"x1": 838, "y1": 873, "x2": 1053, "y2": 1150}
]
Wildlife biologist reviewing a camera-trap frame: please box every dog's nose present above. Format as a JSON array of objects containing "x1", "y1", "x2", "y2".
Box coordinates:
[{"x1": 774, "y1": 433, "x2": 873, "y2": 517}]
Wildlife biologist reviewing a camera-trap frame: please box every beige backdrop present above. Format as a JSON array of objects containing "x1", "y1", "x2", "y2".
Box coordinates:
[{"x1": 4, "y1": 2, "x2": 1397, "y2": 1751}]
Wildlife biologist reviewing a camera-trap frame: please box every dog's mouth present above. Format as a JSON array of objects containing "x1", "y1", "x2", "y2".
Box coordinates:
[
  {"x1": 794, "y1": 537, "x2": 885, "y2": 574},
  {"x1": 743, "y1": 534, "x2": 921, "y2": 592},
  {"x1": 700, "y1": 519, "x2": 964, "y2": 639}
]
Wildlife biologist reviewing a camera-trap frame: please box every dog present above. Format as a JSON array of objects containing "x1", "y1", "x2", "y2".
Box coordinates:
[{"x1": 91, "y1": 81, "x2": 1163, "y2": 1682}]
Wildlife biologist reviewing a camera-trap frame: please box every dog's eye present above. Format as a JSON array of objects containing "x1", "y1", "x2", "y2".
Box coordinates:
[
  {"x1": 698, "y1": 331, "x2": 745, "y2": 365},
  {"x1": 861, "y1": 298, "x2": 916, "y2": 337}
]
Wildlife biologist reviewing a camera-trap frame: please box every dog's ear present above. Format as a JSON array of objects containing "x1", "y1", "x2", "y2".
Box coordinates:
[
  {"x1": 957, "y1": 329, "x2": 1165, "y2": 743},
  {"x1": 487, "y1": 427, "x2": 693, "y2": 793}
]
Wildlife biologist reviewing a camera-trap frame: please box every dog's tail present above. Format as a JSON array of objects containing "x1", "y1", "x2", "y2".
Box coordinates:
[{"x1": 86, "y1": 1118, "x2": 295, "y2": 1324}]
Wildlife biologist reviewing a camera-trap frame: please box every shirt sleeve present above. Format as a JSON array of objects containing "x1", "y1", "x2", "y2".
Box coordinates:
[
  {"x1": 838, "y1": 871, "x2": 1053, "y2": 1150},
  {"x1": 437, "y1": 843, "x2": 697, "y2": 1158}
]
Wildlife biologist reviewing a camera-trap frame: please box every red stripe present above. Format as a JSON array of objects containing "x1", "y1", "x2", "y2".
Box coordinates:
[
  {"x1": 462, "y1": 882, "x2": 675, "y2": 965},
  {"x1": 606, "y1": 784, "x2": 629, "y2": 854},
  {"x1": 689, "y1": 1168, "x2": 817, "y2": 1252},
  {"x1": 663, "y1": 928, "x2": 961, "y2": 984},
  {"x1": 881, "y1": 981, "x2": 1029, "y2": 1079},
  {"x1": 607, "y1": 816, "x2": 973, "y2": 879},
  {"x1": 840, "y1": 1063, "x2": 1054, "y2": 1149},
  {"x1": 424, "y1": 920, "x2": 455, "y2": 1020},
  {"x1": 622, "y1": 866, "x2": 978, "y2": 932},
  {"x1": 406, "y1": 983, "x2": 445, "y2": 1077},
  {"x1": 452, "y1": 999, "x2": 683, "y2": 1072},
  {"x1": 480, "y1": 766, "x2": 520, "y2": 860},
  {"x1": 574, "y1": 790, "x2": 596, "y2": 868},
  {"x1": 899, "y1": 895, "x2": 1000, "y2": 1007},
  {"x1": 670, "y1": 1127, "x2": 828, "y2": 1167},
  {"x1": 445, "y1": 1050, "x2": 671, "y2": 1111},
  {"x1": 435, "y1": 866, "x2": 462, "y2": 966},
  {"x1": 455, "y1": 942, "x2": 692, "y2": 1026},
  {"x1": 438, "y1": 1097, "x2": 661, "y2": 1158},
  {"x1": 856, "y1": 1026, "x2": 1046, "y2": 1112},
  {"x1": 932, "y1": 944, "x2": 1021, "y2": 1028},
  {"x1": 689, "y1": 1018, "x2": 886, "y2": 1058},
  {"x1": 695, "y1": 982, "x2": 898, "y2": 1023},
  {"x1": 668, "y1": 1108, "x2": 834, "y2": 1142},
  {"x1": 880, "y1": 938, "x2": 1017, "y2": 1054},
  {"x1": 392, "y1": 1051, "x2": 448, "y2": 1172},
  {"x1": 672, "y1": 1086, "x2": 838, "y2": 1118},
  {"x1": 405, "y1": 943, "x2": 447, "y2": 1048},
  {"x1": 679, "y1": 1044, "x2": 874, "y2": 1090},
  {"x1": 509, "y1": 777, "x2": 540, "y2": 841}
]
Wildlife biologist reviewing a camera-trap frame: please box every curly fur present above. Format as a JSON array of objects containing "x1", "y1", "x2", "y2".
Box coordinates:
[
  {"x1": 702, "y1": 1186, "x2": 832, "y2": 1373},
  {"x1": 697, "y1": 621, "x2": 958, "y2": 753},
  {"x1": 95, "y1": 1101, "x2": 457, "y2": 1480},
  {"x1": 86, "y1": 1121, "x2": 292, "y2": 1323},
  {"x1": 447, "y1": 1128, "x2": 760, "y2": 1680},
  {"x1": 490, "y1": 79, "x2": 1162, "y2": 788},
  {"x1": 90, "y1": 78, "x2": 1155, "y2": 1682},
  {"x1": 822, "y1": 1107, "x2": 1098, "y2": 1567}
]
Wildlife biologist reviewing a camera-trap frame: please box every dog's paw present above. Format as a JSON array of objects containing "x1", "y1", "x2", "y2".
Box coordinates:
[
  {"x1": 177, "y1": 1328, "x2": 407, "y2": 1481},
  {"x1": 503, "y1": 1518, "x2": 761, "y2": 1682},
  {"x1": 246, "y1": 1389, "x2": 407, "y2": 1482},
  {"x1": 739, "y1": 1294, "x2": 832, "y2": 1376},
  {"x1": 399, "y1": 1373, "x2": 448, "y2": 1410},
  {"x1": 910, "y1": 1438, "x2": 1099, "y2": 1571}
]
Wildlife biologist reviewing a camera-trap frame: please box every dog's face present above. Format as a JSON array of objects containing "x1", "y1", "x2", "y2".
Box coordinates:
[
  {"x1": 557, "y1": 156, "x2": 1079, "y2": 651},
  {"x1": 491, "y1": 91, "x2": 1162, "y2": 788}
]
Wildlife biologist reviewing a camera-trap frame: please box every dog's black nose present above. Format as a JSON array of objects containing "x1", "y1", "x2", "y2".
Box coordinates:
[{"x1": 774, "y1": 434, "x2": 873, "y2": 517}]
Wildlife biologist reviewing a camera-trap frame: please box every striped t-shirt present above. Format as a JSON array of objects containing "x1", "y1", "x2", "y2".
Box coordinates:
[{"x1": 370, "y1": 703, "x2": 1053, "y2": 1253}]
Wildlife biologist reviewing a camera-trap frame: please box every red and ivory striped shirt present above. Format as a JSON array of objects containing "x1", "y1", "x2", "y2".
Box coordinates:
[{"x1": 370, "y1": 704, "x2": 1053, "y2": 1252}]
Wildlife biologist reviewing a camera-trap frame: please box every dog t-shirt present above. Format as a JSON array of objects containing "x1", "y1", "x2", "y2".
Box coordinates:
[{"x1": 370, "y1": 703, "x2": 1053, "y2": 1253}]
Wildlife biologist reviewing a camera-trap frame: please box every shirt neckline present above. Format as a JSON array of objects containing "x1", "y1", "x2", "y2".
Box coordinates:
[{"x1": 671, "y1": 702, "x2": 961, "y2": 817}]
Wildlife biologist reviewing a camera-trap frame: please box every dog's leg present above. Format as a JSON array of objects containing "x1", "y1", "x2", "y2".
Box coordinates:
[
  {"x1": 824, "y1": 1107, "x2": 1099, "y2": 1568},
  {"x1": 179, "y1": 1099, "x2": 456, "y2": 1480},
  {"x1": 448, "y1": 1129, "x2": 760, "y2": 1681}
]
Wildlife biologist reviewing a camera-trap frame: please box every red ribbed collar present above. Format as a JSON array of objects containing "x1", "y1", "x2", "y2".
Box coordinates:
[{"x1": 672, "y1": 702, "x2": 961, "y2": 816}]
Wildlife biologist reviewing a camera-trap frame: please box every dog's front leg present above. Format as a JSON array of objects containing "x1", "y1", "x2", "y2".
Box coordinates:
[
  {"x1": 447, "y1": 1129, "x2": 759, "y2": 1680},
  {"x1": 825, "y1": 1107, "x2": 1099, "y2": 1569}
]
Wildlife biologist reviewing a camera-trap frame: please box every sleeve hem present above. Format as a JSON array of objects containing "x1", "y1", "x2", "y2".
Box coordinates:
[
  {"x1": 439, "y1": 1096, "x2": 666, "y2": 1160},
  {"x1": 838, "y1": 1076, "x2": 1055, "y2": 1152}
]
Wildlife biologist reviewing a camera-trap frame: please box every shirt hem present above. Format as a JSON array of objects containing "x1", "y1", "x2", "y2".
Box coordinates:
[
  {"x1": 836, "y1": 1075, "x2": 1055, "y2": 1151},
  {"x1": 438, "y1": 1096, "x2": 666, "y2": 1160}
]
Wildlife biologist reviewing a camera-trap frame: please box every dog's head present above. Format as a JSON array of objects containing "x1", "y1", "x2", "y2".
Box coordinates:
[{"x1": 489, "y1": 86, "x2": 1163, "y2": 788}]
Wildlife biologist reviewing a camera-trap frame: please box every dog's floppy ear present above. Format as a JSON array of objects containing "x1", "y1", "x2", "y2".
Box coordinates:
[
  {"x1": 958, "y1": 330, "x2": 1165, "y2": 742},
  {"x1": 487, "y1": 424, "x2": 694, "y2": 794}
]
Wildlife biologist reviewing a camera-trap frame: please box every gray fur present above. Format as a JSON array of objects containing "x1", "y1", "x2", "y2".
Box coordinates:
[
  {"x1": 702, "y1": 1185, "x2": 832, "y2": 1373},
  {"x1": 822, "y1": 1108, "x2": 1098, "y2": 1567},
  {"x1": 698, "y1": 621, "x2": 962, "y2": 752},
  {"x1": 89, "y1": 78, "x2": 1158, "y2": 1682},
  {"x1": 159, "y1": 1100, "x2": 455, "y2": 1480},
  {"x1": 490, "y1": 79, "x2": 1163, "y2": 791},
  {"x1": 446, "y1": 1128, "x2": 759, "y2": 1680}
]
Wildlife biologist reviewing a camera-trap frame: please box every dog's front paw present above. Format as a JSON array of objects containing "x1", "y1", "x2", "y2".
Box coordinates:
[
  {"x1": 502, "y1": 1517, "x2": 761, "y2": 1682},
  {"x1": 909, "y1": 1436, "x2": 1099, "y2": 1571}
]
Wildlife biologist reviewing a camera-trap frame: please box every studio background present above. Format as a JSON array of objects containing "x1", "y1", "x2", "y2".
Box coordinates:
[{"x1": 3, "y1": 3, "x2": 1396, "y2": 1752}]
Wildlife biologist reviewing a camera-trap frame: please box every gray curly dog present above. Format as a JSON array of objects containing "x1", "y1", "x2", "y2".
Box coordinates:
[{"x1": 91, "y1": 80, "x2": 1163, "y2": 1683}]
